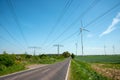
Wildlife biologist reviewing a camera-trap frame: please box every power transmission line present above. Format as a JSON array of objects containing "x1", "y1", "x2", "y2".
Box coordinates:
[
  {"x1": 53, "y1": 44, "x2": 63, "y2": 55},
  {"x1": 46, "y1": 0, "x2": 100, "y2": 47},
  {"x1": 59, "y1": 30, "x2": 79, "y2": 43},
  {"x1": 84, "y1": 2, "x2": 120, "y2": 28},
  {"x1": 6, "y1": 0, "x2": 28, "y2": 46},
  {"x1": 42, "y1": 0, "x2": 100, "y2": 52},
  {"x1": 49, "y1": 1, "x2": 120, "y2": 49},
  {"x1": 0, "y1": 35, "x2": 23, "y2": 50},
  {"x1": 44, "y1": 30, "x2": 78, "y2": 52},
  {"x1": 0, "y1": 23, "x2": 25, "y2": 49},
  {"x1": 80, "y1": 21, "x2": 89, "y2": 56},
  {"x1": 44, "y1": 1, "x2": 120, "y2": 54},
  {"x1": 42, "y1": 0, "x2": 73, "y2": 46},
  {"x1": 46, "y1": 1, "x2": 120, "y2": 52},
  {"x1": 47, "y1": 29, "x2": 79, "y2": 49},
  {"x1": 29, "y1": 46, "x2": 41, "y2": 56}
]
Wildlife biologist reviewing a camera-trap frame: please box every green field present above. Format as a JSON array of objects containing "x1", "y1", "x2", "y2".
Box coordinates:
[
  {"x1": 69, "y1": 55, "x2": 120, "y2": 80},
  {"x1": 75, "y1": 55, "x2": 120, "y2": 63}
]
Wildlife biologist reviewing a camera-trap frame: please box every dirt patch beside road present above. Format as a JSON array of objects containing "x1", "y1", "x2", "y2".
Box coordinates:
[
  {"x1": 92, "y1": 64, "x2": 120, "y2": 80},
  {"x1": 26, "y1": 64, "x2": 47, "y2": 69}
]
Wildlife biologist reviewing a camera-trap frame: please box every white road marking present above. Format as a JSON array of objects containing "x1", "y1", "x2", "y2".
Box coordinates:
[
  {"x1": 65, "y1": 60, "x2": 71, "y2": 80},
  {"x1": 41, "y1": 68, "x2": 51, "y2": 74}
]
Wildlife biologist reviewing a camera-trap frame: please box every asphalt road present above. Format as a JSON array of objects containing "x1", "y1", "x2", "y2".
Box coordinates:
[{"x1": 0, "y1": 58, "x2": 70, "y2": 80}]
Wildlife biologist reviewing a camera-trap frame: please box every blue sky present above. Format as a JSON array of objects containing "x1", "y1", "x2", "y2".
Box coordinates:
[{"x1": 0, "y1": 0, "x2": 120, "y2": 55}]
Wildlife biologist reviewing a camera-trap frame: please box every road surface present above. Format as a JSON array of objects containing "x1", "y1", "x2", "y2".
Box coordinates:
[{"x1": 0, "y1": 58, "x2": 70, "y2": 80}]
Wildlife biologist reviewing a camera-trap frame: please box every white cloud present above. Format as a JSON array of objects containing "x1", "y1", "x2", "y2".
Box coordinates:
[{"x1": 100, "y1": 12, "x2": 120, "y2": 37}]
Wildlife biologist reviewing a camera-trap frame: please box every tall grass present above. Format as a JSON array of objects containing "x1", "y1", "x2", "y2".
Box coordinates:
[{"x1": 69, "y1": 60, "x2": 109, "y2": 80}]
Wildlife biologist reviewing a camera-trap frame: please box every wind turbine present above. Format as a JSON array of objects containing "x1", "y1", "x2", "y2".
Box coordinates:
[
  {"x1": 104, "y1": 45, "x2": 106, "y2": 55},
  {"x1": 112, "y1": 45, "x2": 115, "y2": 54},
  {"x1": 80, "y1": 21, "x2": 89, "y2": 56}
]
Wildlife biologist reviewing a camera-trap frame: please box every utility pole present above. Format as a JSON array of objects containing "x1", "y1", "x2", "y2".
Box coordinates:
[
  {"x1": 80, "y1": 21, "x2": 89, "y2": 56},
  {"x1": 75, "y1": 43, "x2": 78, "y2": 55},
  {"x1": 53, "y1": 44, "x2": 63, "y2": 55},
  {"x1": 104, "y1": 45, "x2": 106, "y2": 55},
  {"x1": 29, "y1": 46, "x2": 40, "y2": 56},
  {"x1": 113, "y1": 45, "x2": 115, "y2": 54}
]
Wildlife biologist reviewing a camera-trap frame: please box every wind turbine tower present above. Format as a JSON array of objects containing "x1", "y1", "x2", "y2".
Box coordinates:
[
  {"x1": 113, "y1": 45, "x2": 115, "y2": 54},
  {"x1": 75, "y1": 43, "x2": 78, "y2": 55},
  {"x1": 104, "y1": 45, "x2": 106, "y2": 55},
  {"x1": 80, "y1": 21, "x2": 89, "y2": 56}
]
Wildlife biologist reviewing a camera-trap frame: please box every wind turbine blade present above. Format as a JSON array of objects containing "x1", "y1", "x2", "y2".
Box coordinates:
[{"x1": 82, "y1": 28, "x2": 90, "y2": 32}]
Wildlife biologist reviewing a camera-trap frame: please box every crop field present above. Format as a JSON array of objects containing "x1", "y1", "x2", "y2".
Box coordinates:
[
  {"x1": 69, "y1": 55, "x2": 120, "y2": 80},
  {"x1": 75, "y1": 55, "x2": 120, "y2": 63}
]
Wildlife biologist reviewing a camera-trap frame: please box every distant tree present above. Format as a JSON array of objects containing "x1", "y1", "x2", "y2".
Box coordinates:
[
  {"x1": 62, "y1": 51, "x2": 71, "y2": 58},
  {"x1": 71, "y1": 53, "x2": 75, "y2": 59},
  {"x1": 25, "y1": 54, "x2": 32, "y2": 59},
  {"x1": 39, "y1": 54, "x2": 47, "y2": 58}
]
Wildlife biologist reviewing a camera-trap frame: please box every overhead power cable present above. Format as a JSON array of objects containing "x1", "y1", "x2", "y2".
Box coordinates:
[
  {"x1": 6, "y1": 0, "x2": 28, "y2": 46},
  {"x1": 42, "y1": 0, "x2": 74, "y2": 46},
  {"x1": 0, "y1": 35, "x2": 23, "y2": 50},
  {"x1": 58, "y1": 1, "x2": 120, "y2": 53},
  {"x1": 45, "y1": 29, "x2": 79, "y2": 51},
  {"x1": 59, "y1": 1, "x2": 120, "y2": 44},
  {"x1": 46, "y1": 0, "x2": 100, "y2": 46},
  {"x1": 0, "y1": 23, "x2": 25, "y2": 49},
  {"x1": 44, "y1": 1, "x2": 120, "y2": 53},
  {"x1": 84, "y1": 2, "x2": 120, "y2": 28},
  {"x1": 59, "y1": 29, "x2": 79, "y2": 43}
]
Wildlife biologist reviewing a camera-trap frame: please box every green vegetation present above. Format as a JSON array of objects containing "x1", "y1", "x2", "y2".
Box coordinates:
[
  {"x1": 75, "y1": 55, "x2": 120, "y2": 63},
  {"x1": 0, "y1": 64, "x2": 25, "y2": 76},
  {"x1": 0, "y1": 52, "x2": 26, "y2": 76},
  {"x1": 0, "y1": 51, "x2": 70, "y2": 76},
  {"x1": 69, "y1": 60, "x2": 109, "y2": 80},
  {"x1": 70, "y1": 55, "x2": 120, "y2": 80}
]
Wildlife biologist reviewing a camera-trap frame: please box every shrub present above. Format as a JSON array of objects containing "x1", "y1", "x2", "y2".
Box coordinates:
[
  {"x1": 0, "y1": 64, "x2": 6, "y2": 71},
  {"x1": 0, "y1": 54, "x2": 15, "y2": 67}
]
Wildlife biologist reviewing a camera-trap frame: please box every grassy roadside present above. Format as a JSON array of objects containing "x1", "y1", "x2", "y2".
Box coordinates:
[
  {"x1": 70, "y1": 55, "x2": 120, "y2": 80},
  {"x1": 69, "y1": 59, "x2": 109, "y2": 80}
]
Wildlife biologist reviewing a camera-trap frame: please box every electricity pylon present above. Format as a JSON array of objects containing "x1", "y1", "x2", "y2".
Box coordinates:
[
  {"x1": 53, "y1": 44, "x2": 63, "y2": 55},
  {"x1": 80, "y1": 21, "x2": 89, "y2": 56},
  {"x1": 29, "y1": 46, "x2": 40, "y2": 56}
]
